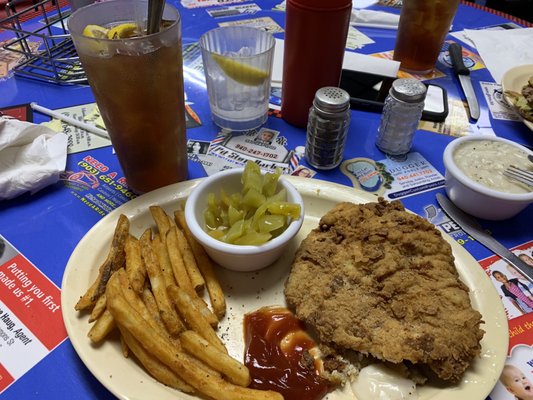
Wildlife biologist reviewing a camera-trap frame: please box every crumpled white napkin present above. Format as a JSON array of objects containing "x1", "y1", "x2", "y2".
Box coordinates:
[
  {"x1": 0, "y1": 116, "x2": 68, "y2": 200},
  {"x1": 351, "y1": 9, "x2": 400, "y2": 29},
  {"x1": 464, "y1": 27, "x2": 533, "y2": 83}
]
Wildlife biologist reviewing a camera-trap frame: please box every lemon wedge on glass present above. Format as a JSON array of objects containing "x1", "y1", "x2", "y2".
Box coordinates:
[
  {"x1": 107, "y1": 23, "x2": 140, "y2": 39},
  {"x1": 82, "y1": 24, "x2": 110, "y2": 39},
  {"x1": 212, "y1": 53, "x2": 269, "y2": 86}
]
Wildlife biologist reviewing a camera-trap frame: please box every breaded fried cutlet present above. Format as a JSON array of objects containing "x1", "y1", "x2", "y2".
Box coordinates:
[{"x1": 284, "y1": 199, "x2": 484, "y2": 383}]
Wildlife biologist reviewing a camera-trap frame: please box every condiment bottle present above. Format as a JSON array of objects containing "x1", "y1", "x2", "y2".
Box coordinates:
[
  {"x1": 375, "y1": 78, "x2": 427, "y2": 156},
  {"x1": 305, "y1": 87, "x2": 351, "y2": 170},
  {"x1": 281, "y1": 0, "x2": 352, "y2": 128}
]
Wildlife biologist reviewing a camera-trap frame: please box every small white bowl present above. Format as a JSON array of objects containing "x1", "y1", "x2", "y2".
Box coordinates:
[
  {"x1": 184, "y1": 168, "x2": 304, "y2": 272},
  {"x1": 443, "y1": 135, "x2": 533, "y2": 220}
]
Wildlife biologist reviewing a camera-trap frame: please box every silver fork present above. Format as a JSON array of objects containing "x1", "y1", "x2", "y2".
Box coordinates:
[{"x1": 504, "y1": 165, "x2": 533, "y2": 188}]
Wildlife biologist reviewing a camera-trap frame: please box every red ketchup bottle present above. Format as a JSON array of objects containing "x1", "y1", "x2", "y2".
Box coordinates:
[{"x1": 281, "y1": 0, "x2": 352, "y2": 128}]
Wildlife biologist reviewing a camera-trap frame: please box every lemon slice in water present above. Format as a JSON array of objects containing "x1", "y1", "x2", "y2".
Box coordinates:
[
  {"x1": 107, "y1": 23, "x2": 140, "y2": 39},
  {"x1": 212, "y1": 53, "x2": 269, "y2": 86},
  {"x1": 82, "y1": 24, "x2": 109, "y2": 39}
]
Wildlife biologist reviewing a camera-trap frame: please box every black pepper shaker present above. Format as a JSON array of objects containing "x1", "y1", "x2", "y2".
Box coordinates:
[
  {"x1": 375, "y1": 78, "x2": 427, "y2": 156},
  {"x1": 305, "y1": 87, "x2": 351, "y2": 170}
]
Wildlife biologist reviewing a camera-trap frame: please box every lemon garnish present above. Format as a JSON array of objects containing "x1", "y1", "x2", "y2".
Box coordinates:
[
  {"x1": 82, "y1": 24, "x2": 110, "y2": 39},
  {"x1": 212, "y1": 53, "x2": 269, "y2": 86},
  {"x1": 107, "y1": 23, "x2": 140, "y2": 39}
]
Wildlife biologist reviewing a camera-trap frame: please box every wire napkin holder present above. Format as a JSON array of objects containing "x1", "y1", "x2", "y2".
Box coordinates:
[{"x1": 0, "y1": 0, "x2": 86, "y2": 84}]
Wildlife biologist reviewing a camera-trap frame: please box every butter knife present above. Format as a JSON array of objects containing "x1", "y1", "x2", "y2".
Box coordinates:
[
  {"x1": 436, "y1": 193, "x2": 533, "y2": 280},
  {"x1": 449, "y1": 43, "x2": 480, "y2": 121}
]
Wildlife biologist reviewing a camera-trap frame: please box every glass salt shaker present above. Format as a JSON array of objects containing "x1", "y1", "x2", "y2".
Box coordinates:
[
  {"x1": 305, "y1": 87, "x2": 351, "y2": 170},
  {"x1": 376, "y1": 78, "x2": 427, "y2": 156}
]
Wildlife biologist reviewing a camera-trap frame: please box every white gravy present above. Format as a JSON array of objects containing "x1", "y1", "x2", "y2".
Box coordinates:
[
  {"x1": 351, "y1": 364, "x2": 418, "y2": 400},
  {"x1": 325, "y1": 364, "x2": 419, "y2": 400},
  {"x1": 453, "y1": 140, "x2": 532, "y2": 194}
]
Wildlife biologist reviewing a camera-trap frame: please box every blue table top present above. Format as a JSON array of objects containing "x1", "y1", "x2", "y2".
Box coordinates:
[{"x1": 0, "y1": 1, "x2": 532, "y2": 399}]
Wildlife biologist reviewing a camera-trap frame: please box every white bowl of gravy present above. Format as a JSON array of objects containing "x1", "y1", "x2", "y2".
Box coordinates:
[{"x1": 443, "y1": 135, "x2": 533, "y2": 220}]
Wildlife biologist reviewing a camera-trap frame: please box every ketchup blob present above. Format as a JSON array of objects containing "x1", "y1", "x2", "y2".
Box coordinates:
[{"x1": 243, "y1": 306, "x2": 329, "y2": 400}]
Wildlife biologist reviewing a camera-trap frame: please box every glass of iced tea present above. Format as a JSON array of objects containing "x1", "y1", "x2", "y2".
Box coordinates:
[
  {"x1": 393, "y1": 0, "x2": 460, "y2": 74},
  {"x1": 199, "y1": 26, "x2": 275, "y2": 131},
  {"x1": 68, "y1": 0, "x2": 187, "y2": 194}
]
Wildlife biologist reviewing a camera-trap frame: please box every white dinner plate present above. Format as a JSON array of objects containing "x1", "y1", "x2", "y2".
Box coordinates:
[
  {"x1": 61, "y1": 177, "x2": 508, "y2": 400},
  {"x1": 501, "y1": 64, "x2": 533, "y2": 131}
]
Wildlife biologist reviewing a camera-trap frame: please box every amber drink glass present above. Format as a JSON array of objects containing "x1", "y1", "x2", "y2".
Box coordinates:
[
  {"x1": 68, "y1": 0, "x2": 187, "y2": 193},
  {"x1": 393, "y1": 0, "x2": 460, "y2": 74}
]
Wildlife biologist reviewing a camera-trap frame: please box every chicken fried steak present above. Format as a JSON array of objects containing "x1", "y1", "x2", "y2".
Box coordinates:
[{"x1": 284, "y1": 199, "x2": 484, "y2": 383}]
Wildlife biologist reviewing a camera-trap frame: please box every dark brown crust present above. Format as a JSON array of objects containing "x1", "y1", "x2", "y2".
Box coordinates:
[{"x1": 284, "y1": 199, "x2": 484, "y2": 382}]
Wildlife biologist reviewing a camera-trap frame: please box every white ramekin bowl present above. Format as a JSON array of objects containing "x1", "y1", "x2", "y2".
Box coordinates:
[
  {"x1": 443, "y1": 135, "x2": 533, "y2": 220},
  {"x1": 184, "y1": 168, "x2": 304, "y2": 271}
]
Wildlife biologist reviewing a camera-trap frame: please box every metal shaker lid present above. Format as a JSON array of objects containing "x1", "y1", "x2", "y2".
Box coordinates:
[
  {"x1": 313, "y1": 86, "x2": 350, "y2": 114},
  {"x1": 390, "y1": 78, "x2": 427, "y2": 103}
]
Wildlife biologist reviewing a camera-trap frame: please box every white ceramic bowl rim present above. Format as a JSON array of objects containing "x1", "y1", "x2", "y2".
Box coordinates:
[
  {"x1": 184, "y1": 168, "x2": 304, "y2": 256},
  {"x1": 443, "y1": 135, "x2": 533, "y2": 202}
]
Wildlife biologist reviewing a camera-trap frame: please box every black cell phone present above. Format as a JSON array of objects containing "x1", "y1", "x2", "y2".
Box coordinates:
[{"x1": 339, "y1": 69, "x2": 449, "y2": 122}]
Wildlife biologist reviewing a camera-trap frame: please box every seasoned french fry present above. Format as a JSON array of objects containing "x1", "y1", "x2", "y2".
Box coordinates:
[
  {"x1": 145, "y1": 282, "x2": 221, "y2": 376},
  {"x1": 195, "y1": 301, "x2": 219, "y2": 328},
  {"x1": 79, "y1": 205, "x2": 279, "y2": 400},
  {"x1": 115, "y1": 268, "x2": 183, "y2": 352},
  {"x1": 138, "y1": 281, "x2": 222, "y2": 376},
  {"x1": 87, "y1": 308, "x2": 115, "y2": 343},
  {"x1": 172, "y1": 220, "x2": 205, "y2": 292},
  {"x1": 75, "y1": 278, "x2": 100, "y2": 312},
  {"x1": 93, "y1": 214, "x2": 129, "y2": 299},
  {"x1": 89, "y1": 293, "x2": 107, "y2": 323},
  {"x1": 140, "y1": 229, "x2": 185, "y2": 336},
  {"x1": 139, "y1": 289, "x2": 223, "y2": 377},
  {"x1": 167, "y1": 214, "x2": 178, "y2": 229},
  {"x1": 180, "y1": 330, "x2": 251, "y2": 387},
  {"x1": 108, "y1": 270, "x2": 192, "y2": 390},
  {"x1": 125, "y1": 234, "x2": 146, "y2": 294},
  {"x1": 115, "y1": 269, "x2": 167, "y2": 336},
  {"x1": 167, "y1": 284, "x2": 226, "y2": 354},
  {"x1": 141, "y1": 286, "x2": 166, "y2": 332},
  {"x1": 152, "y1": 234, "x2": 176, "y2": 289},
  {"x1": 120, "y1": 333, "x2": 129, "y2": 358},
  {"x1": 193, "y1": 250, "x2": 226, "y2": 321},
  {"x1": 150, "y1": 206, "x2": 171, "y2": 242},
  {"x1": 175, "y1": 209, "x2": 226, "y2": 319},
  {"x1": 118, "y1": 325, "x2": 194, "y2": 393},
  {"x1": 75, "y1": 214, "x2": 130, "y2": 311},
  {"x1": 166, "y1": 227, "x2": 218, "y2": 327},
  {"x1": 165, "y1": 226, "x2": 195, "y2": 294},
  {"x1": 107, "y1": 293, "x2": 283, "y2": 400}
]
